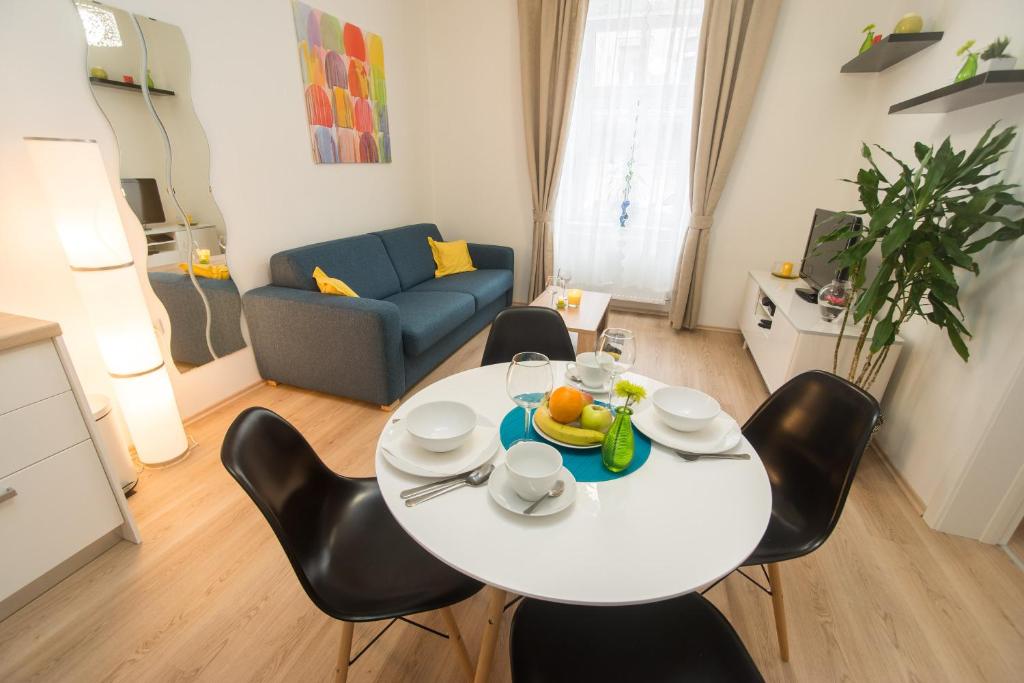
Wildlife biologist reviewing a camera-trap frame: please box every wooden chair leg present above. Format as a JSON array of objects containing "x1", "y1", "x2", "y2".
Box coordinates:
[
  {"x1": 380, "y1": 400, "x2": 400, "y2": 412},
  {"x1": 473, "y1": 586, "x2": 507, "y2": 683},
  {"x1": 439, "y1": 606, "x2": 475, "y2": 682},
  {"x1": 766, "y1": 563, "x2": 790, "y2": 662},
  {"x1": 334, "y1": 620, "x2": 355, "y2": 683}
]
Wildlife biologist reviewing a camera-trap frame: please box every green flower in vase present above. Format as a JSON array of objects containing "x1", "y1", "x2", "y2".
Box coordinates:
[{"x1": 601, "y1": 380, "x2": 647, "y2": 473}]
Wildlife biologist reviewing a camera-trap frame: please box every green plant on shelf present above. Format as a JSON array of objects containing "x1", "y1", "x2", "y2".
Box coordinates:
[
  {"x1": 981, "y1": 36, "x2": 1010, "y2": 60},
  {"x1": 817, "y1": 124, "x2": 1024, "y2": 390}
]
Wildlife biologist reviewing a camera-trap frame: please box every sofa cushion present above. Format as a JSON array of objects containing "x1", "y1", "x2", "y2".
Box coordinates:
[
  {"x1": 270, "y1": 234, "x2": 401, "y2": 300},
  {"x1": 383, "y1": 291, "x2": 476, "y2": 356},
  {"x1": 372, "y1": 223, "x2": 444, "y2": 290},
  {"x1": 408, "y1": 269, "x2": 513, "y2": 310}
]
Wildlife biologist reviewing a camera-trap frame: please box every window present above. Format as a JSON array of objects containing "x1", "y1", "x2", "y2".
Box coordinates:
[
  {"x1": 76, "y1": 2, "x2": 123, "y2": 48},
  {"x1": 553, "y1": 0, "x2": 703, "y2": 304}
]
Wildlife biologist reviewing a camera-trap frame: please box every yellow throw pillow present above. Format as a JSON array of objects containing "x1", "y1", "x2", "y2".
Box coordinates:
[
  {"x1": 428, "y1": 237, "x2": 476, "y2": 278},
  {"x1": 312, "y1": 266, "x2": 359, "y2": 297},
  {"x1": 179, "y1": 263, "x2": 230, "y2": 280}
]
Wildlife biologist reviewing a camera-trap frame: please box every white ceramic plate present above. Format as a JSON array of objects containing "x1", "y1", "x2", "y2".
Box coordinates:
[
  {"x1": 488, "y1": 464, "x2": 577, "y2": 517},
  {"x1": 381, "y1": 415, "x2": 500, "y2": 477},
  {"x1": 633, "y1": 408, "x2": 742, "y2": 454},
  {"x1": 532, "y1": 411, "x2": 602, "y2": 450},
  {"x1": 563, "y1": 371, "x2": 612, "y2": 395}
]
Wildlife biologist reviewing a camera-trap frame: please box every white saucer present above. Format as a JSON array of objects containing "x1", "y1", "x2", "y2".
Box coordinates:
[
  {"x1": 563, "y1": 371, "x2": 612, "y2": 395},
  {"x1": 532, "y1": 411, "x2": 602, "y2": 450},
  {"x1": 381, "y1": 415, "x2": 500, "y2": 477},
  {"x1": 633, "y1": 408, "x2": 742, "y2": 454},
  {"x1": 488, "y1": 464, "x2": 576, "y2": 517}
]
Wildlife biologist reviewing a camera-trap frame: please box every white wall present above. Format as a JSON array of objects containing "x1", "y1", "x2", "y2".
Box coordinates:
[
  {"x1": 425, "y1": 0, "x2": 534, "y2": 302},
  {"x1": 0, "y1": 0, "x2": 432, "y2": 419},
  {"x1": 861, "y1": 0, "x2": 1024, "y2": 528}
]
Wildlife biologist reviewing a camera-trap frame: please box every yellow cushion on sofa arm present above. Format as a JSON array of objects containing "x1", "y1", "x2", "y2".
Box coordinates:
[
  {"x1": 312, "y1": 266, "x2": 359, "y2": 297},
  {"x1": 427, "y1": 237, "x2": 476, "y2": 278}
]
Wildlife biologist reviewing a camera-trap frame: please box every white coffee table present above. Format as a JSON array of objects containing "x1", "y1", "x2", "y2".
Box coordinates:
[{"x1": 374, "y1": 362, "x2": 771, "y2": 681}]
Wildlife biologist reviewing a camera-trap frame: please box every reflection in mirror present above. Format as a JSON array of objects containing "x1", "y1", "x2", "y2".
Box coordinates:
[{"x1": 76, "y1": 1, "x2": 246, "y2": 372}]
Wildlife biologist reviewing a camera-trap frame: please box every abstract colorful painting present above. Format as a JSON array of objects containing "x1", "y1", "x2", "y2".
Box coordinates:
[{"x1": 291, "y1": 2, "x2": 391, "y2": 164}]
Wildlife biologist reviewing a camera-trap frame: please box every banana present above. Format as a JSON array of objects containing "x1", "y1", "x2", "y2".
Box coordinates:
[{"x1": 535, "y1": 406, "x2": 605, "y2": 446}]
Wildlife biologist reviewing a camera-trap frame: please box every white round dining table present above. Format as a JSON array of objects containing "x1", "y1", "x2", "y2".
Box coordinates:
[{"x1": 375, "y1": 361, "x2": 771, "y2": 682}]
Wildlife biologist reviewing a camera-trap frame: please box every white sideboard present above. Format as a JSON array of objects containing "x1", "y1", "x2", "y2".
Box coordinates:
[
  {"x1": 739, "y1": 271, "x2": 903, "y2": 403},
  {"x1": 0, "y1": 313, "x2": 140, "y2": 621}
]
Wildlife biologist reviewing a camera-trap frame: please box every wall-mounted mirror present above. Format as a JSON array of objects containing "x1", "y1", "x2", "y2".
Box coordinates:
[{"x1": 75, "y1": 0, "x2": 245, "y2": 372}]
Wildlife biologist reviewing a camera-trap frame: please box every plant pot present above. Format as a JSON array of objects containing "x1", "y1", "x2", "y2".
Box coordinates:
[{"x1": 984, "y1": 56, "x2": 1017, "y2": 72}]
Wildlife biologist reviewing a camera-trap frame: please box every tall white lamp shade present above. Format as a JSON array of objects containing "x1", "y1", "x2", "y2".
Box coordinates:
[{"x1": 26, "y1": 137, "x2": 188, "y2": 465}]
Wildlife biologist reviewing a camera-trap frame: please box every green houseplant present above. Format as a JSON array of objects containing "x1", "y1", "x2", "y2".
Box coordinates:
[
  {"x1": 818, "y1": 124, "x2": 1024, "y2": 391},
  {"x1": 981, "y1": 36, "x2": 1016, "y2": 71}
]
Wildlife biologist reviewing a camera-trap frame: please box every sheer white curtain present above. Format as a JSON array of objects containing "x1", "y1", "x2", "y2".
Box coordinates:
[{"x1": 553, "y1": 0, "x2": 703, "y2": 304}]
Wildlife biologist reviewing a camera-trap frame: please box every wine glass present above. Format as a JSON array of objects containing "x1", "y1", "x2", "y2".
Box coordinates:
[
  {"x1": 597, "y1": 328, "x2": 636, "y2": 402},
  {"x1": 506, "y1": 352, "x2": 553, "y2": 443}
]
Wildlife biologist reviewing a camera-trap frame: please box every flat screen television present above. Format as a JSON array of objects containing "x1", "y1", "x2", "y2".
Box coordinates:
[
  {"x1": 121, "y1": 178, "x2": 165, "y2": 226},
  {"x1": 795, "y1": 208, "x2": 878, "y2": 304}
]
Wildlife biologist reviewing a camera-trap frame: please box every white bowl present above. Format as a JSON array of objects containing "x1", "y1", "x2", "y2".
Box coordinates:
[
  {"x1": 652, "y1": 387, "x2": 721, "y2": 432},
  {"x1": 405, "y1": 401, "x2": 477, "y2": 452}
]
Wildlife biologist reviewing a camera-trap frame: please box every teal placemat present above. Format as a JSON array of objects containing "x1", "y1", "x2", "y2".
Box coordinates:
[{"x1": 499, "y1": 403, "x2": 652, "y2": 483}]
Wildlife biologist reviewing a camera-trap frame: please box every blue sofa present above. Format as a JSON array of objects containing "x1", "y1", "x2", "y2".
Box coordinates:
[
  {"x1": 243, "y1": 223, "x2": 514, "y2": 405},
  {"x1": 148, "y1": 272, "x2": 247, "y2": 367}
]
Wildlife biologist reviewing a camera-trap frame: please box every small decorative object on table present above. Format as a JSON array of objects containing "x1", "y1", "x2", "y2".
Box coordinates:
[
  {"x1": 146, "y1": 69, "x2": 155, "y2": 89},
  {"x1": 858, "y1": 23, "x2": 879, "y2": 54},
  {"x1": 955, "y1": 40, "x2": 979, "y2": 82},
  {"x1": 196, "y1": 248, "x2": 211, "y2": 265},
  {"x1": 546, "y1": 275, "x2": 566, "y2": 309},
  {"x1": 981, "y1": 36, "x2": 1015, "y2": 71},
  {"x1": 817, "y1": 279, "x2": 851, "y2": 323},
  {"x1": 122, "y1": 74, "x2": 134, "y2": 84},
  {"x1": 892, "y1": 12, "x2": 923, "y2": 34},
  {"x1": 89, "y1": 66, "x2": 108, "y2": 79},
  {"x1": 770, "y1": 260, "x2": 798, "y2": 279},
  {"x1": 602, "y1": 380, "x2": 646, "y2": 473}
]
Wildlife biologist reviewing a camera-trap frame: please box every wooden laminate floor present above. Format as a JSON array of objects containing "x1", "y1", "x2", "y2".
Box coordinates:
[{"x1": 1, "y1": 313, "x2": 1022, "y2": 682}]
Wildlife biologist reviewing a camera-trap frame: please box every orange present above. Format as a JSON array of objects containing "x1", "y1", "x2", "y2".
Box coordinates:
[{"x1": 548, "y1": 386, "x2": 587, "y2": 424}]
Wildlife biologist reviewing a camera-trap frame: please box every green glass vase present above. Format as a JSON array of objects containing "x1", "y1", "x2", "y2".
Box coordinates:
[
  {"x1": 601, "y1": 406, "x2": 635, "y2": 473},
  {"x1": 955, "y1": 54, "x2": 978, "y2": 83}
]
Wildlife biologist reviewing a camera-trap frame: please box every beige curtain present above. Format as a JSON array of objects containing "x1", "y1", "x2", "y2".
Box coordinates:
[
  {"x1": 669, "y1": 0, "x2": 781, "y2": 329},
  {"x1": 517, "y1": 0, "x2": 589, "y2": 301}
]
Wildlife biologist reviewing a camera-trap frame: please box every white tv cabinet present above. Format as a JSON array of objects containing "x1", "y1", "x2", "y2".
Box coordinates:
[{"x1": 739, "y1": 271, "x2": 903, "y2": 403}]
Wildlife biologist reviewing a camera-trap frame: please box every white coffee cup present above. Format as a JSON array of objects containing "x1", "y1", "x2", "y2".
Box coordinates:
[
  {"x1": 567, "y1": 351, "x2": 613, "y2": 389},
  {"x1": 506, "y1": 441, "x2": 562, "y2": 501}
]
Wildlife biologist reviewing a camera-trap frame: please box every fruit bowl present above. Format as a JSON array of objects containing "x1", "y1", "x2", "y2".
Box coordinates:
[{"x1": 533, "y1": 391, "x2": 614, "y2": 450}]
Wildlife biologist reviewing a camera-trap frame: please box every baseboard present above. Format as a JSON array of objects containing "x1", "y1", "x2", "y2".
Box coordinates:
[
  {"x1": 871, "y1": 441, "x2": 926, "y2": 516},
  {"x1": 695, "y1": 324, "x2": 742, "y2": 335},
  {"x1": 183, "y1": 380, "x2": 262, "y2": 426},
  {"x1": 0, "y1": 530, "x2": 122, "y2": 622}
]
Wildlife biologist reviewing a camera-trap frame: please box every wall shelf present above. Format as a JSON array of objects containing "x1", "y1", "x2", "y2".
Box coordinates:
[
  {"x1": 840, "y1": 32, "x2": 943, "y2": 73},
  {"x1": 889, "y1": 70, "x2": 1024, "y2": 114},
  {"x1": 89, "y1": 77, "x2": 175, "y2": 97}
]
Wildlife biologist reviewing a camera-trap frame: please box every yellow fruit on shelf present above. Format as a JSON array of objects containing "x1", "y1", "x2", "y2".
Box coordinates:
[{"x1": 535, "y1": 406, "x2": 605, "y2": 446}]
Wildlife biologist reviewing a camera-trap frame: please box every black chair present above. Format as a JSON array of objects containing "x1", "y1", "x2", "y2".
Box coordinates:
[
  {"x1": 729, "y1": 370, "x2": 881, "y2": 662},
  {"x1": 480, "y1": 306, "x2": 576, "y2": 365},
  {"x1": 221, "y1": 407, "x2": 483, "y2": 682},
  {"x1": 510, "y1": 593, "x2": 764, "y2": 682}
]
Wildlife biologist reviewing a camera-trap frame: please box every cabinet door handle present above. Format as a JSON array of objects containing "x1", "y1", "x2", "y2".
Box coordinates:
[{"x1": 0, "y1": 487, "x2": 17, "y2": 504}]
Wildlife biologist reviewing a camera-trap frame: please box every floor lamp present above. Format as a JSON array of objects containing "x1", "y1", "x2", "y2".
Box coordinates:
[{"x1": 26, "y1": 136, "x2": 188, "y2": 466}]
